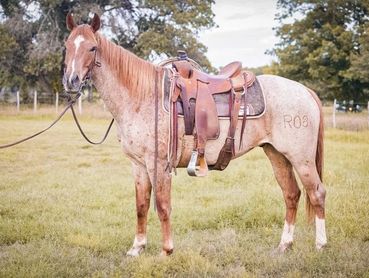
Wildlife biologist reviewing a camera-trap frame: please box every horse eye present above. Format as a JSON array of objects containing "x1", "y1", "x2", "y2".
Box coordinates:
[{"x1": 89, "y1": 46, "x2": 97, "y2": 52}]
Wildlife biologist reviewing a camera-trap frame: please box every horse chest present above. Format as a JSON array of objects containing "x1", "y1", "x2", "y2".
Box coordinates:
[{"x1": 119, "y1": 119, "x2": 152, "y2": 160}]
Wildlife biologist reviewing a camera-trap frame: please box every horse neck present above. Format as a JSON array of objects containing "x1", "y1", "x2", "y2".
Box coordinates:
[{"x1": 92, "y1": 34, "x2": 161, "y2": 118}]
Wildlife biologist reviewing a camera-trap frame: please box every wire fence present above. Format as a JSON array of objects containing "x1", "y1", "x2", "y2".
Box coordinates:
[
  {"x1": 1, "y1": 89, "x2": 369, "y2": 131},
  {"x1": 330, "y1": 99, "x2": 369, "y2": 130},
  {"x1": 0, "y1": 87, "x2": 102, "y2": 114}
]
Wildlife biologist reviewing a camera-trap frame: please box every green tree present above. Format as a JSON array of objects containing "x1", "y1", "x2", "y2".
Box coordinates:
[
  {"x1": 344, "y1": 22, "x2": 369, "y2": 97},
  {"x1": 0, "y1": 0, "x2": 215, "y2": 95},
  {"x1": 271, "y1": 0, "x2": 369, "y2": 101}
]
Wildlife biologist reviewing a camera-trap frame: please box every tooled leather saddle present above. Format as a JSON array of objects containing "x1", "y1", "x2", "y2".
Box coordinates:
[{"x1": 167, "y1": 51, "x2": 256, "y2": 176}]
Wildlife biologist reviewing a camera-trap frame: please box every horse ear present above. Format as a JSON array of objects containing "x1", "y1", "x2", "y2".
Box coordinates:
[
  {"x1": 90, "y1": 13, "x2": 101, "y2": 33},
  {"x1": 66, "y1": 11, "x2": 76, "y2": 31}
]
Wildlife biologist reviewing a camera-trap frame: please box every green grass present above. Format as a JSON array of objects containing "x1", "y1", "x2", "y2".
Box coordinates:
[{"x1": 0, "y1": 108, "x2": 369, "y2": 277}]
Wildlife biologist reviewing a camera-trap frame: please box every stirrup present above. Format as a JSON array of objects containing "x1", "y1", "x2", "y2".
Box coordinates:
[{"x1": 187, "y1": 150, "x2": 208, "y2": 177}]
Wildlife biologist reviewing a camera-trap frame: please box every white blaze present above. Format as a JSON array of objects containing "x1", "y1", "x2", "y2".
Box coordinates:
[{"x1": 69, "y1": 35, "x2": 85, "y2": 84}]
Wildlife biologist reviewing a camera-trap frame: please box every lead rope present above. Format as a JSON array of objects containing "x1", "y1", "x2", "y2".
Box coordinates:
[
  {"x1": 70, "y1": 102, "x2": 114, "y2": 145},
  {"x1": 0, "y1": 91, "x2": 114, "y2": 149},
  {"x1": 0, "y1": 100, "x2": 74, "y2": 149},
  {"x1": 153, "y1": 68, "x2": 159, "y2": 211},
  {"x1": 0, "y1": 44, "x2": 112, "y2": 149}
]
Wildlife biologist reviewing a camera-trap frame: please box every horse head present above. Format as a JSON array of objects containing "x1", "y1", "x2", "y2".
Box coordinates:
[{"x1": 63, "y1": 12, "x2": 101, "y2": 92}]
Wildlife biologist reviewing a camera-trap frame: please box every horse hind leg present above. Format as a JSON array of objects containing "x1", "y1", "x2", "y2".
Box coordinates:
[
  {"x1": 127, "y1": 163, "x2": 152, "y2": 257},
  {"x1": 263, "y1": 144, "x2": 301, "y2": 252},
  {"x1": 290, "y1": 157, "x2": 327, "y2": 250}
]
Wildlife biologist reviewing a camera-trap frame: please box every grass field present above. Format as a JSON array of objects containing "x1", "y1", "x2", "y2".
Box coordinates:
[{"x1": 0, "y1": 105, "x2": 369, "y2": 277}]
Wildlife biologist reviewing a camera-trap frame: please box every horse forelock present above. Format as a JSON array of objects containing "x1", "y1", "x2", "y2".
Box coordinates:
[{"x1": 67, "y1": 25, "x2": 96, "y2": 42}]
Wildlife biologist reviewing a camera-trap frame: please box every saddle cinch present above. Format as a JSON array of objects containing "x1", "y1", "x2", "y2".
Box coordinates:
[{"x1": 168, "y1": 51, "x2": 256, "y2": 177}]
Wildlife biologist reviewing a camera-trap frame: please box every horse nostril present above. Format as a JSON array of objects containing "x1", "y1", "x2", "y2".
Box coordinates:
[
  {"x1": 71, "y1": 75, "x2": 79, "y2": 87},
  {"x1": 63, "y1": 73, "x2": 80, "y2": 91}
]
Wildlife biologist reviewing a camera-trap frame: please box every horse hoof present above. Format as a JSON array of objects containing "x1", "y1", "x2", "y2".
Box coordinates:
[
  {"x1": 316, "y1": 243, "x2": 327, "y2": 251},
  {"x1": 126, "y1": 246, "x2": 144, "y2": 257},
  {"x1": 159, "y1": 249, "x2": 173, "y2": 257},
  {"x1": 275, "y1": 242, "x2": 293, "y2": 254}
]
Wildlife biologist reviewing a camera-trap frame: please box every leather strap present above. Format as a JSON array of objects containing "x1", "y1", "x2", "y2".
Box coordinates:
[
  {"x1": 166, "y1": 70, "x2": 179, "y2": 173},
  {"x1": 176, "y1": 78, "x2": 194, "y2": 135},
  {"x1": 228, "y1": 82, "x2": 243, "y2": 141},
  {"x1": 70, "y1": 103, "x2": 114, "y2": 145},
  {"x1": 212, "y1": 80, "x2": 244, "y2": 170},
  {"x1": 153, "y1": 68, "x2": 159, "y2": 210},
  {"x1": 171, "y1": 96, "x2": 178, "y2": 170},
  {"x1": 238, "y1": 72, "x2": 248, "y2": 150},
  {"x1": 0, "y1": 101, "x2": 73, "y2": 149},
  {"x1": 0, "y1": 40, "x2": 114, "y2": 149},
  {"x1": 0, "y1": 92, "x2": 114, "y2": 149}
]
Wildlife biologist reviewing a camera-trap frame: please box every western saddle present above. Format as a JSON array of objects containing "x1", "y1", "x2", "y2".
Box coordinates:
[{"x1": 168, "y1": 51, "x2": 256, "y2": 176}]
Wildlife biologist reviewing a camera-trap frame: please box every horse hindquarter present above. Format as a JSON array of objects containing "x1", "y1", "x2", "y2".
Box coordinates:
[{"x1": 259, "y1": 75, "x2": 327, "y2": 250}]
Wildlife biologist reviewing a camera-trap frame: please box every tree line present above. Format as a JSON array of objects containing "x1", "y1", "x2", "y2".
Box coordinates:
[
  {"x1": 268, "y1": 0, "x2": 369, "y2": 101},
  {"x1": 0, "y1": 0, "x2": 368, "y2": 102},
  {"x1": 0, "y1": 0, "x2": 215, "y2": 100}
]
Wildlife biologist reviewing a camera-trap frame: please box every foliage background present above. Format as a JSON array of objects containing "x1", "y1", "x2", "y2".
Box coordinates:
[
  {"x1": 0, "y1": 0, "x2": 368, "y2": 102},
  {"x1": 268, "y1": 0, "x2": 369, "y2": 101},
  {"x1": 0, "y1": 0, "x2": 215, "y2": 97}
]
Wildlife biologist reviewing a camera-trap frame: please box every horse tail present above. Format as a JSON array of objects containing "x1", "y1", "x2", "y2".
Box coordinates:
[{"x1": 306, "y1": 87, "x2": 324, "y2": 223}]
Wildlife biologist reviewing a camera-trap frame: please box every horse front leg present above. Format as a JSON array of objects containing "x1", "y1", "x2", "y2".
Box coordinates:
[
  {"x1": 151, "y1": 163, "x2": 173, "y2": 256},
  {"x1": 127, "y1": 162, "x2": 152, "y2": 257}
]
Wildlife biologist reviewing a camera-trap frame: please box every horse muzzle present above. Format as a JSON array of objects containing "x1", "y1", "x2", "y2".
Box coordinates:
[{"x1": 63, "y1": 73, "x2": 81, "y2": 93}]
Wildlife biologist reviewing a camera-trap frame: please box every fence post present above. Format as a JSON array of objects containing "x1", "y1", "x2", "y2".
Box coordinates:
[
  {"x1": 78, "y1": 95, "x2": 82, "y2": 114},
  {"x1": 367, "y1": 101, "x2": 369, "y2": 129},
  {"x1": 16, "y1": 90, "x2": 20, "y2": 112},
  {"x1": 33, "y1": 90, "x2": 37, "y2": 113},
  {"x1": 55, "y1": 92, "x2": 59, "y2": 113},
  {"x1": 332, "y1": 99, "x2": 336, "y2": 128}
]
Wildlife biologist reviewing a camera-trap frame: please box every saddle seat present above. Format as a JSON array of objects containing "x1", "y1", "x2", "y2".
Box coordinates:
[
  {"x1": 173, "y1": 60, "x2": 255, "y2": 95},
  {"x1": 170, "y1": 53, "x2": 256, "y2": 177},
  {"x1": 218, "y1": 61, "x2": 242, "y2": 78}
]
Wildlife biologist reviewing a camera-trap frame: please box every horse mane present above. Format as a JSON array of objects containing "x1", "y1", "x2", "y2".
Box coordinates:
[{"x1": 93, "y1": 30, "x2": 158, "y2": 103}]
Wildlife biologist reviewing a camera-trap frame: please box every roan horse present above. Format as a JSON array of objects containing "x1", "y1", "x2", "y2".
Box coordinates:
[{"x1": 63, "y1": 13, "x2": 327, "y2": 256}]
